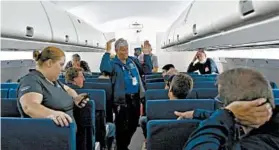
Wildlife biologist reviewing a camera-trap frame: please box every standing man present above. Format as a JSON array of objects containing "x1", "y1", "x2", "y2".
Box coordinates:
[
  {"x1": 138, "y1": 40, "x2": 159, "y2": 73},
  {"x1": 187, "y1": 48, "x2": 219, "y2": 74},
  {"x1": 65, "y1": 54, "x2": 91, "y2": 72},
  {"x1": 100, "y1": 38, "x2": 152, "y2": 150}
]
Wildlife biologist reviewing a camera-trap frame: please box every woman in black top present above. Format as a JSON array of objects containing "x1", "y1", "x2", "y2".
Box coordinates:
[{"x1": 18, "y1": 46, "x2": 89, "y2": 127}]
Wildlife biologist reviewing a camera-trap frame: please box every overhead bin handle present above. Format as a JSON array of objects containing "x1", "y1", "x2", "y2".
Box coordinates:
[
  {"x1": 65, "y1": 35, "x2": 69, "y2": 42},
  {"x1": 239, "y1": 0, "x2": 254, "y2": 16},
  {"x1": 97, "y1": 42, "x2": 99, "y2": 47},
  {"x1": 193, "y1": 24, "x2": 197, "y2": 35},
  {"x1": 26, "y1": 26, "x2": 34, "y2": 37},
  {"x1": 85, "y1": 40, "x2": 88, "y2": 45},
  {"x1": 177, "y1": 34, "x2": 180, "y2": 41}
]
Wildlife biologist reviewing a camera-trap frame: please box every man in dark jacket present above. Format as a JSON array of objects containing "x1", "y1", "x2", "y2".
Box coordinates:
[
  {"x1": 175, "y1": 68, "x2": 279, "y2": 149},
  {"x1": 187, "y1": 48, "x2": 219, "y2": 74},
  {"x1": 65, "y1": 54, "x2": 91, "y2": 72},
  {"x1": 100, "y1": 38, "x2": 152, "y2": 150}
]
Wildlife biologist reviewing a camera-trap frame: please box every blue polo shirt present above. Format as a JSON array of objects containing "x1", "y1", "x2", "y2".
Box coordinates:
[{"x1": 116, "y1": 58, "x2": 140, "y2": 94}]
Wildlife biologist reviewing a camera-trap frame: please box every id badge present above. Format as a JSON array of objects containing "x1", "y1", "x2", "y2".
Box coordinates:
[
  {"x1": 132, "y1": 77, "x2": 138, "y2": 85},
  {"x1": 205, "y1": 67, "x2": 209, "y2": 72}
]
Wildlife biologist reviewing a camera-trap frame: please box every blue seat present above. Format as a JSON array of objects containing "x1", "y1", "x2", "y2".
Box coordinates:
[
  {"x1": 1, "y1": 83, "x2": 19, "y2": 89},
  {"x1": 1, "y1": 118, "x2": 76, "y2": 150},
  {"x1": 92, "y1": 72, "x2": 101, "y2": 76},
  {"x1": 146, "y1": 99, "x2": 216, "y2": 120},
  {"x1": 145, "y1": 89, "x2": 197, "y2": 102},
  {"x1": 1, "y1": 98, "x2": 20, "y2": 117},
  {"x1": 1, "y1": 89, "x2": 9, "y2": 98},
  {"x1": 194, "y1": 88, "x2": 218, "y2": 99},
  {"x1": 86, "y1": 78, "x2": 110, "y2": 83},
  {"x1": 273, "y1": 89, "x2": 279, "y2": 98},
  {"x1": 192, "y1": 77, "x2": 216, "y2": 82},
  {"x1": 146, "y1": 82, "x2": 165, "y2": 90},
  {"x1": 73, "y1": 100, "x2": 96, "y2": 150},
  {"x1": 147, "y1": 119, "x2": 200, "y2": 150},
  {"x1": 83, "y1": 82, "x2": 113, "y2": 122},
  {"x1": 74, "y1": 89, "x2": 106, "y2": 148},
  {"x1": 194, "y1": 81, "x2": 216, "y2": 88},
  {"x1": 145, "y1": 74, "x2": 163, "y2": 79},
  {"x1": 270, "y1": 82, "x2": 278, "y2": 89},
  {"x1": 8, "y1": 89, "x2": 17, "y2": 98},
  {"x1": 75, "y1": 89, "x2": 106, "y2": 111},
  {"x1": 146, "y1": 78, "x2": 164, "y2": 83}
]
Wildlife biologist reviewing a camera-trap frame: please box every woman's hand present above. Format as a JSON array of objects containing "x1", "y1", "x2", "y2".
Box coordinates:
[
  {"x1": 73, "y1": 93, "x2": 90, "y2": 108},
  {"x1": 47, "y1": 111, "x2": 73, "y2": 127}
]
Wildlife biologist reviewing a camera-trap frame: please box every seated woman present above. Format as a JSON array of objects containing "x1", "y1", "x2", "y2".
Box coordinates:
[{"x1": 17, "y1": 46, "x2": 89, "y2": 127}]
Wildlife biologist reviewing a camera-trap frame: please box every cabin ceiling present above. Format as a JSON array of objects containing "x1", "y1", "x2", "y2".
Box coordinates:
[{"x1": 50, "y1": 1, "x2": 190, "y2": 32}]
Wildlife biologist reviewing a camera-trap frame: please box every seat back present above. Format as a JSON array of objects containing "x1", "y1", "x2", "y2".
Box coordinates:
[
  {"x1": 273, "y1": 89, "x2": 279, "y2": 98},
  {"x1": 195, "y1": 88, "x2": 218, "y2": 99},
  {"x1": 145, "y1": 89, "x2": 169, "y2": 101},
  {"x1": 83, "y1": 82, "x2": 113, "y2": 122},
  {"x1": 8, "y1": 89, "x2": 17, "y2": 98},
  {"x1": 1, "y1": 83, "x2": 19, "y2": 89},
  {"x1": 1, "y1": 89, "x2": 9, "y2": 98},
  {"x1": 74, "y1": 100, "x2": 96, "y2": 150},
  {"x1": 1, "y1": 98, "x2": 20, "y2": 117},
  {"x1": 146, "y1": 78, "x2": 164, "y2": 83},
  {"x1": 147, "y1": 119, "x2": 200, "y2": 150},
  {"x1": 146, "y1": 99, "x2": 216, "y2": 120},
  {"x1": 75, "y1": 89, "x2": 106, "y2": 111},
  {"x1": 74, "y1": 89, "x2": 106, "y2": 148},
  {"x1": 270, "y1": 82, "x2": 278, "y2": 89},
  {"x1": 194, "y1": 81, "x2": 216, "y2": 88},
  {"x1": 1, "y1": 118, "x2": 76, "y2": 150},
  {"x1": 146, "y1": 82, "x2": 165, "y2": 90},
  {"x1": 86, "y1": 78, "x2": 110, "y2": 83},
  {"x1": 192, "y1": 77, "x2": 216, "y2": 82}
]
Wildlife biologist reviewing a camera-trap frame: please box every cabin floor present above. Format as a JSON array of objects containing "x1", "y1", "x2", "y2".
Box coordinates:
[{"x1": 129, "y1": 127, "x2": 145, "y2": 150}]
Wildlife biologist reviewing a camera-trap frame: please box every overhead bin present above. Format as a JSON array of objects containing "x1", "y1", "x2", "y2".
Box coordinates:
[
  {"x1": 41, "y1": 1, "x2": 78, "y2": 45},
  {"x1": 163, "y1": 0, "x2": 279, "y2": 50},
  {"x1": 1, "y1": 1, "x2": 52, "y2": 41},
  {"x1": 240, "y1": 1, "x2": 279, "y2": 20},
  {"x1": 68, "y1": 14, "x2": 97, "y2": 47}
]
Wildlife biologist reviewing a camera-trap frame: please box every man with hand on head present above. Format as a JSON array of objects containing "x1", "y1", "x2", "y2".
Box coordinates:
[
  {"x1": 175, "y1": 68, "x2": 279, "y2": 149},
  {"x1": 100, "y1": 38, "x2": 152, "y2": 150},
  {"x1": 187, "y1": 48, "x2": 219, "y2": 74}
]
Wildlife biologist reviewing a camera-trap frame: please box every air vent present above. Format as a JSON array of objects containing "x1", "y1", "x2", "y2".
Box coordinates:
[
  {"x1": 77, "y1": 19, "x2": 81, "y2": 23},
  {"x1": 239, "y1": 0, "x2": 254, "y2": 16},
  {"x1": 65, "y1": 35, "x2": 69, "y2": 42},
  {"x1": 26, "y1": 26, "x2": 34, "y2": 37},
  {"x1": 193, "y1": 24, "x2": 197, "y2": 35}
]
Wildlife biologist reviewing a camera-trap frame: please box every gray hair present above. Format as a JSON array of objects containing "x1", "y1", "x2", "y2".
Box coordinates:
[
  {"x1": 115, "y1": 38, "x2": 128, "y2": 50},
  {"x1": 217, "y1": 68, "x2": 274, "y2": 108}
]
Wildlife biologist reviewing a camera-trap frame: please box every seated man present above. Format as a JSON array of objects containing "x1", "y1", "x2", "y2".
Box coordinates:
[
  {"x1": 162, "y1": 64, "x2": 175, "y2": 79},
  {"x1": 187, "y1": 48, "x2": 219, "y2": 74},
  {"x1": 65, "y1": 67, "x2": 115, "y2": 149},
  {"x1": 164, "y1": 68, "x2": 179, "y2": 89},
  {"x1": 140, "y1": 73, "x2": 193, "y2": 148},
  {"x1": 65, "y1": 54, "x2": 91, "y2": 72},
  {"x1": 175, "y1": 68, "x2": 278, "y2": 149}
]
